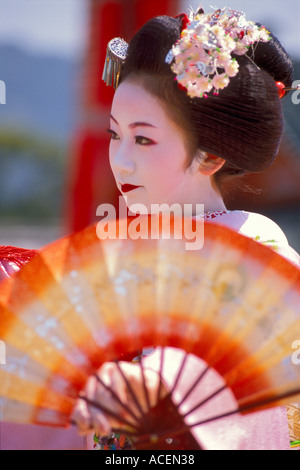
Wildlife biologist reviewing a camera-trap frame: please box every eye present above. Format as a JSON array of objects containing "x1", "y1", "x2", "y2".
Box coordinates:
[
  {"x1": 135, "y1": 136, "x2": 156, "y2": 146},
  {"x1": 106, "y1": 129, "x2": 120, "y2": 140}
]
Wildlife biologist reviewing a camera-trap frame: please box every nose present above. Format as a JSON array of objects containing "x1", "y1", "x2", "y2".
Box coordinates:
[{"x1": 110, "y1": 141, "x2": 136, "y2": 176}]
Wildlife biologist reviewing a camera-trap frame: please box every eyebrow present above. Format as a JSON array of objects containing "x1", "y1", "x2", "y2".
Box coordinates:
[{"x1": 110, "y1": 114, "x2": 157, "y2": 129}]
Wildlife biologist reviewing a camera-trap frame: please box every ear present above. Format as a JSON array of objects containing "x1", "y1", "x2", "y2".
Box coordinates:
[{"x1": 199, "y1": 153, "x2": 226, "y2": 176}]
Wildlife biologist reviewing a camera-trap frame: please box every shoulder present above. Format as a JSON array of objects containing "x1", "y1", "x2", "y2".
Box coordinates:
[
  {"x1": 210, "y1": 210, "x2": 300, "y2": 267},
  {"x1": 208, "y1": 210, "x2": 286, "y2": 240},
  {"x1": 230, "y1": 211, "x2": 289, "y2": 244}
]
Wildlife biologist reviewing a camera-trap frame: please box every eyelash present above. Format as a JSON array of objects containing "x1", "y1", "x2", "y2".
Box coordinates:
[{"x1": 106, "y1": 129, "x2": 156, "y2": 146}]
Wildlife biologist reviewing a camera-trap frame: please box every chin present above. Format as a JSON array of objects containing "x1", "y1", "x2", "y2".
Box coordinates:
[{"x1": 127, "y1": 199, "x2": 152, "y2": 216}]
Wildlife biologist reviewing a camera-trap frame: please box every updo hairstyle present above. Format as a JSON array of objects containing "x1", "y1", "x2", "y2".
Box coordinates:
[{"x1": 119, "y1": 14, "x2": 294, "y2": 194}]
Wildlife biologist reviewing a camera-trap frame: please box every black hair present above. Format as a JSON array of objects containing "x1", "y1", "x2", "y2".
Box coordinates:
[{"x1": 119, "y1": 14, "x2": 294, "y2": 193}]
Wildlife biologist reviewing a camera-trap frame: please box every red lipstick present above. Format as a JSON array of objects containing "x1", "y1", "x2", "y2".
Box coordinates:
[{"x1": 121, "y1": 184, "x2": 141, "y2": 193}]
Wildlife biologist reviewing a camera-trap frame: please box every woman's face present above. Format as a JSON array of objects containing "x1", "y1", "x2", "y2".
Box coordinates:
[{"x1": 109, "y1": 79, "x2": 206, "y2": 214}]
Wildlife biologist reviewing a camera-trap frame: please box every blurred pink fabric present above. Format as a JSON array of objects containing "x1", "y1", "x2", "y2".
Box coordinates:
[
  {"x1": 1, "y1": 423, "x2": 86, "y2": 451},
  {"x1": 0, "y1": 259, "x2": 19, "y2": 282}
]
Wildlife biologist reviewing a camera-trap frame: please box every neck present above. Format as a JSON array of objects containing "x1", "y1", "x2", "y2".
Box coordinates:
[
  {"x1": 179, "y1": 176, "x2": 227, "y2": 217},
  {"x1": 202, "y1": 196, "x2": 227, "y2": 214},
  {"x1": 190, "y1": 199, "x2": 227, "y2": 217}
]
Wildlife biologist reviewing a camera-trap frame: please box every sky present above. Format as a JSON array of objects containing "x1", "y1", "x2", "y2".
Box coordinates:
[
  {"x1": 0, "y1": 0, "x2": 299, "y2": 59},
  {"x1": 0, "y1": 0, "x2": 88, "y2": 58}
]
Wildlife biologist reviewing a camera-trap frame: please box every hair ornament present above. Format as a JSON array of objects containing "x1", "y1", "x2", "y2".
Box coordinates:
[
  {"x1": 276, "y1": 81, "x2": 286, "y2": 99},
  {"x1": 102, "y1": 37, "x2": 128, "y2": 89},
  {"x1": 276, "y1": 81, "x2": 300, "y2": 99},
  {"x1": 165, "y1": 6, "x2": 271, "y2": 98},
  {"x1": 174, "y1": 13, "x2": 191, "y2": 32}
]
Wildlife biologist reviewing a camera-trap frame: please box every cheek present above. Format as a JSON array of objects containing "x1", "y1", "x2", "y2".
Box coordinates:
[
  {"x1": 145, "y1": 151, "x2": 186, "y2": 196},
  {"x1": 142, "y1": 149, "x2": 172, "y2": 181},
  {"x1": 152, "y1": 141, "x2": 188, "y2": 182}
]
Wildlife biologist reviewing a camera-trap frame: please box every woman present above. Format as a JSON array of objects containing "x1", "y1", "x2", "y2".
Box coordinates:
[
  {"x1": 1, "y1": 7, "x2": 299, "y2": 450},
  {"x1": 73, "y1": 7, "x2": 300, "y2": 449}
]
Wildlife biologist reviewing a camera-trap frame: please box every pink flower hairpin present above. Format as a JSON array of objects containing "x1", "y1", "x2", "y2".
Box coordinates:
[{"x1": 166, "y1": 7, "x2": 271, "y2": 98}]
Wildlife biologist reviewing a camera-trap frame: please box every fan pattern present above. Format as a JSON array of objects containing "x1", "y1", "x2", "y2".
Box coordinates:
[{"x1": 0, "y1": 216, "x2": 300, "y2": 447}]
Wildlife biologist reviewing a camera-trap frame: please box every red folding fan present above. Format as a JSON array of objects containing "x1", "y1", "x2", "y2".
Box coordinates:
[{"x1": 0, "y1": 215, "x2": 299, "y2": 450}]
